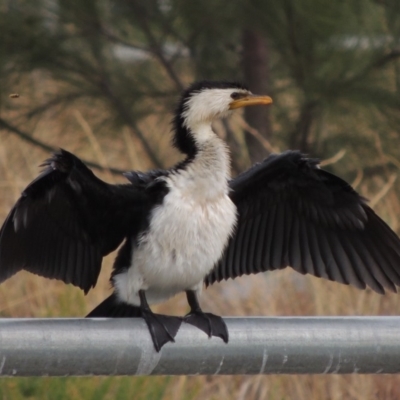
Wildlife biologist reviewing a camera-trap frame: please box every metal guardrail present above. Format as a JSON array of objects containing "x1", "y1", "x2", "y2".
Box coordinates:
[{"x1": 0, "y1": 317, "x2": 399, "y2": 376}]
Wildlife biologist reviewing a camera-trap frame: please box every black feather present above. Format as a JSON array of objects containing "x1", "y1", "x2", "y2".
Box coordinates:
[
  {"x1": 87, "y1": 294, "x2": 142, "y2": 318},
  {"x1": 0, "y1": 149, "x2": 153, "y2": 293},
  {"x1": 206, "y1": 151, "x2": 400, "y2": 295}
]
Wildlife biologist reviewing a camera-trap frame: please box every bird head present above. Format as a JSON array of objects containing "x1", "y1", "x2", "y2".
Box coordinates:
[{"x1": 173, "y1": 80, "x2": 272, "y2": 157}]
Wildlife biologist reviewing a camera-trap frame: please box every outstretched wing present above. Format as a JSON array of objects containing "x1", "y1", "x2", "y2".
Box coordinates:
[
  {"x1": 0, "y1": 149, "x2": 148, "y2": 293},
  {"x1": 206, "y1": 151, "x2": 400, "y2": 294}
]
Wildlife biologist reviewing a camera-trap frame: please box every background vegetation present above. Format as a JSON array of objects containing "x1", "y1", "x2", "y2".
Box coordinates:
[{"x1": 1, "y1": 0, "x2": 400, "y2": 398}]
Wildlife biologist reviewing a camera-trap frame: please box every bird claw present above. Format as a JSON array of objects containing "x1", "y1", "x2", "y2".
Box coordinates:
[
  {"x1": 141, "y1": 309, "x2": 182, "y2": 352},
  {"x1": 184, "y1": 311, "x2": 229, "y2": 343}
]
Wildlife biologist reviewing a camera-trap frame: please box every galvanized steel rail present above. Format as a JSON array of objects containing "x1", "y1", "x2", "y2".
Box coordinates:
[{"x1": 0, "y1": 317, "x2": 399, "y2": 376}]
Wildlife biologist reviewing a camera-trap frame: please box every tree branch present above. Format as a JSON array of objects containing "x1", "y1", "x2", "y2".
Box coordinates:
[
  {"x1": 0, "y1": 118, "x2": 126, "y2": 175},
  {"x1": 25, "y1": 93, "x2": 85, "y2": 119},
  {"x1": 289, "y1": 100, "x2": 319, "y2": 152},
  {"x1": 96, "y1": 78, "x2": 164, "y2": 168},
  {"x1": 373, "y1": 48, "x2": 400, "y2": 69},
  {"x1": 100, "y1": 27, "x2": 149, "y2": 52},
  {"x1": 129, "y1": 3, "x2": 185, "y2": 91}
]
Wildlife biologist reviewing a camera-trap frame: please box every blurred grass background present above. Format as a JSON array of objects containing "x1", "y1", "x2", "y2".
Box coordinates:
[{"x1": 2, "y1": 0, "x2": 400, "y2": 398}]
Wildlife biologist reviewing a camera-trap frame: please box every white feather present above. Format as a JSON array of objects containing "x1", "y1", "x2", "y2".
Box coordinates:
[
  {"x1": 114, "y1": 129, "x2": 237, "y2": 306},
  {"x1": 113, "y1": 87, "x2": 248, "y2": 306},
  {"x1": 182, "y1": 88, "x2": 248, "y2": 133}
]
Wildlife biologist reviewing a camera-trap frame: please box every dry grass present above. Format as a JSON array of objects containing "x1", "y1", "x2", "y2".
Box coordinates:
[{"x1": 1, "y1": 105, "x2": 400, "y2": 399}]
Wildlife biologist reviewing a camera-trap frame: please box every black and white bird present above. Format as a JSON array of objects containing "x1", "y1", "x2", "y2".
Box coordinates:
[{"x1": 1, "y1": 80, "x2": 400, "y2": 352}]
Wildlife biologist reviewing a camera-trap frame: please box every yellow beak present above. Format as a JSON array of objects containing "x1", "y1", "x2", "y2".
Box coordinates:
[{"x1": 229, "y1": 95, "x2": 273, "y2": 110}]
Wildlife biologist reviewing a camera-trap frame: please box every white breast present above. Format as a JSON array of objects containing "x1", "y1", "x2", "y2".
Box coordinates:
[
  {"x1": 114, "y1": 185, "x2": 236, "y2": 306},
  {"x1": 113, "y1": 133, "x2": 237, "y2": 306}
]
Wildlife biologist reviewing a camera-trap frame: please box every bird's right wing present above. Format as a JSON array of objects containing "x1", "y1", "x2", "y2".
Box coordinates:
[
  {"x1": 0, "y1": 150, "x2": 149, "y2": 293},
  {"x1": 206, "y1": 151, "x2": 400, "y2": 294}
]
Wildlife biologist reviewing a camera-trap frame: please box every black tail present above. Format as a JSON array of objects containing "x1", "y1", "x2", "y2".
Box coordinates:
[{"x1": 86, "y1": 294, "x2": 142, "y2": 318}]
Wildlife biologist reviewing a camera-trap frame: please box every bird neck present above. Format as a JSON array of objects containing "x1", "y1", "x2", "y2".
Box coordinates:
[{"x1": 172, "y1": 123, "x2": 231, "y2": 200}]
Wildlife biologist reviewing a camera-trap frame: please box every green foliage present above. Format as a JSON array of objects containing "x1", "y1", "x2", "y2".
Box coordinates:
[
  {"x1": 0, "y1": 0, "x2": 400, "y2": 161},
  {"x1": 1, "y1": 0, "x2": 400, "y2": 185}
]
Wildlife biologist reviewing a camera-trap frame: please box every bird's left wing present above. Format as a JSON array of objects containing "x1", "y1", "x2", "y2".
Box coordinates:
[
  {"x1": 206, "y1": 151, "x2": 400, "y2": 294},
  {"x1": 0, "y1": 150, "x2": 149, "y2": 293}
]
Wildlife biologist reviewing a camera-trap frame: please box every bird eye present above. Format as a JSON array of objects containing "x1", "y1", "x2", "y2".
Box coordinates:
[{"x1": 230, "y1": 92, "x2": 244, "y2": 100}]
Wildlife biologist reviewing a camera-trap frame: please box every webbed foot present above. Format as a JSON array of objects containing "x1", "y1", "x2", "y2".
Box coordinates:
[
  {"x1": 139, "y1": 290, "x2": 182, "y2": 352},
  {"x1": 184, "y1": 310, "x2": 228, "y2": 342},
  {"x1": 184, "y1": 290, "x2": 229, "y2": 342}
]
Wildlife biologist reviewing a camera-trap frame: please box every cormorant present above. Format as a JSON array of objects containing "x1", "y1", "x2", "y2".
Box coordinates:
[{"x1": 1, "y1": 80, "x2": 400, "y2": 352}]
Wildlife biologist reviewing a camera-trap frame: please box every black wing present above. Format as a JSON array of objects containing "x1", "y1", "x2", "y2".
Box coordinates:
[
  {"x1": 206, "y1": 151, "x2": 400, "y2": 294},
  {"x1": 0, "y1": 149, "x2": 149, "y2": 293}
]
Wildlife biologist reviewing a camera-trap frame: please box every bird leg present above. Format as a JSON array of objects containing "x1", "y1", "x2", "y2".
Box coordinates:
[
  {"x1": 139, "y1": 290, "x2": 182, "y2": 352},
  {"x1": 183, "y1": 290, "x2": 229, "y2": 343}
]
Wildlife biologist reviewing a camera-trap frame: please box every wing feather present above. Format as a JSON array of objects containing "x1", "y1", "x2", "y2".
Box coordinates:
[
  {"x1": 306, "y1": 223, "x2": 327, "y2": 279},
  {"x1": 253, "y1": 207, "x2": 275, "y2": 270},
  {"x1": 206, "y1": 151, "x2": 400, "y2": 294},
  {"x1": 288, "y1": 215, "x2": 302, "y2": 273},
  {"x1": 272, "y1": 204, "x2": 286, "y2": 269},
  {"x1": 247, "y1": 214, "x2": 262, "y2": 272},
  {"x1": 0, "y1": 149, "x2": 149, "y2": 293}
]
